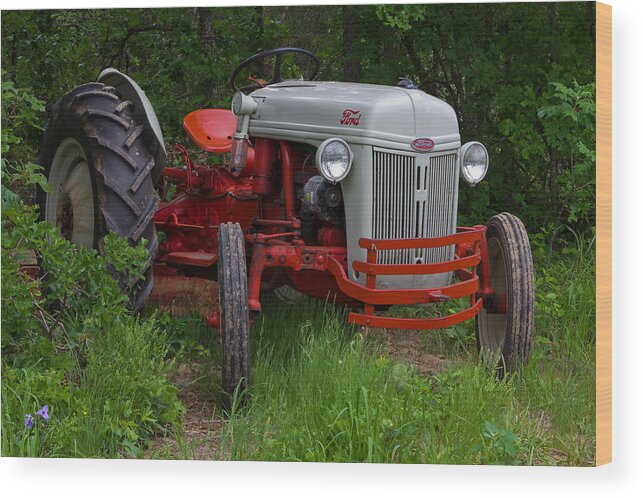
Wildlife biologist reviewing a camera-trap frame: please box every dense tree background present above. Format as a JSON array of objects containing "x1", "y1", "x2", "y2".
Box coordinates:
[{"x1": 1, "y1": 3, "x2": 596, "y2": 241}]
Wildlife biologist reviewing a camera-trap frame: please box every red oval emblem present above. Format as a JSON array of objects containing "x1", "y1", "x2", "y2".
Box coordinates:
[{"x1": 411, "y1": 138, "x2": 435, "y2": 152}]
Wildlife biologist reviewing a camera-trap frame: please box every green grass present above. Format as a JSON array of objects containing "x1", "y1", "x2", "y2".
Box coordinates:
[
  {"x1": 2, "y1": 244, "x2": 595, "y2": 464},
  {"x1": 224, "y1": 313, "x2": 520, "y2": 463},
  {"x1": 1, "y1": 318, "x2": 182, "y2": 458}
]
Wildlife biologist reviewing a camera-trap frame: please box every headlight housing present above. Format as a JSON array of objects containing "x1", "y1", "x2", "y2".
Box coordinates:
[
  {"x1": 459, "y1": 141, "x2": 488, "y2": 186},
  {"x1": 315, "y1": 138, "x2": 353, "y2": 183}
]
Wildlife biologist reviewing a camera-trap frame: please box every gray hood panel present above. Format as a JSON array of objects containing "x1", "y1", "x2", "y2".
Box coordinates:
[{"x1": 249, "y1": 81, "x2": 460, "y2": 152}]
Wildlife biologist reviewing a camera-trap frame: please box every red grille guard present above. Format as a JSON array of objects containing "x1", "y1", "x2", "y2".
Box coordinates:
[
  {"x1": 244, "y1": 225, "x2": 492, "y2": 331},
  {"x1": 325, "y1": 225, "x2": 488, "y2": 330}
]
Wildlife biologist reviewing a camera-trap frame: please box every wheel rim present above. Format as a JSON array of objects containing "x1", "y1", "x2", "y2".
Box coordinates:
[
  {"x1": 478, "y1": 237, "x2": 509, "y2": 364},
  {"x1": 45, "y1": 138, "x2": 95, "y2": 248}
]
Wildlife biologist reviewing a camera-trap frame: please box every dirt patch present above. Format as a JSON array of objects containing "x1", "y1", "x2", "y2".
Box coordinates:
[
  {"x1": 367, "y1": 328, "x2": 451, "y2": 377},
  {"x1": 149, "y1": 267, "x2": 218, "y2": 318}
]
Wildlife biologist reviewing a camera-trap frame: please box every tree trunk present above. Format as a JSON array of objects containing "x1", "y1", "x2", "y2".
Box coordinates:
[
  {"x1": 548, "y1": 3, "x2": 557, "y2": 64},
  {"x1": 342, "y1": 6, "x2": 360, "y2": 82},
  {"x1": 199, "y1": 8, "x2": 218, "y2": 102},
  {"x1": 254, "y1": 6, "x2": 265, "y2": 52}
]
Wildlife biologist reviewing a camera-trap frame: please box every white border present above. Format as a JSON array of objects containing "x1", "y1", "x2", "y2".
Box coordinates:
[{"x1": 1, "y1": 1, "x2": 641, "y2": 496}]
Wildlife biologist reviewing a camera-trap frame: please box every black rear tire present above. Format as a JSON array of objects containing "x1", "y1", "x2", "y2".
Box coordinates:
[
  {"x1": 217, "y1": 222, "x2": 251, "y2": 409},
  {"x1": 38, "y1": 82, "x2": 159, "y2": 311},
  {"x1": 475, "y1": 212, "x2": 535, "y2": 375}
]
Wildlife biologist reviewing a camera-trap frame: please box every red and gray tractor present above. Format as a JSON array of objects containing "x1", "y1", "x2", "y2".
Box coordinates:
[{"x1": 39, "y1": 48, "x2": 535, "y2": 406}]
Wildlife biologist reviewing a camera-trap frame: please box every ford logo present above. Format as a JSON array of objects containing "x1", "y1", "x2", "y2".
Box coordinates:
[
  {"x1": 340, "y1": 109, "x2": 362, "y2": 126},
  {"x1": 411, "y1": 138, "x2": 435, "y2": 152}
]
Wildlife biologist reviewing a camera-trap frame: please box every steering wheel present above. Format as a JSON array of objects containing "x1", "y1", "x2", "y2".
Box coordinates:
[{"x1": 230, "y1": 47, "x2": 320, "y2": 94}]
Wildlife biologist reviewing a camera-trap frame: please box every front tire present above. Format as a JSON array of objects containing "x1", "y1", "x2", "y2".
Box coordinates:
[
  {"x1": 475, "y1": 212, "x2": 535, "y2": 374},
  {"x1": 38, "y1": 82, "x2": 159, "y2": 311},
  {"x1": 217, "y1": 222, "x2": 251, "y2": 409}
]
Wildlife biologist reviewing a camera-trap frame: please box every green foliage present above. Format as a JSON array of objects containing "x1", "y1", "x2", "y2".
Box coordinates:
[
  {"x1": 375, "y1": 4, "x2": 426, "y2": 31},
  {"x1": 1, "y1": 4, "x2": 597, "y2": 236},
  {"x1": 1, "y1": 78, "x2": 181, "y2": 458},
  {"x1": 1, "y1": 74, "x2": 47, "y2": 211},
  {"x1": 80, "y1": 319, "x2": 182, "y2": 457},
  {"x1": 2, "y1": 204, "x2": 146, "y2": 354},
  {"x1": 1, "y1": 74, "x2": 45, "y2": 160},
  {"x1": 473, "y1": 421, "x2": 519, "y2": 465},
  {"x1": 1, "y1": 196, "x2": 182, "y2": 457},
  {"x1": 2, "y1": 319, "x2": 182, "y2": 458},
  {"x1": 533, "y1": 228, "x2": 596, "y2": 359},
  {"x1": 538, "y1": 82, "x2": 596, "y2": 225}
]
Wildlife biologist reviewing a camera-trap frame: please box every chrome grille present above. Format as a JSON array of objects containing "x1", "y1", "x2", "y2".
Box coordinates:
[{"x1": 372, "y1": 149, "x2": 459, "y2": 265}]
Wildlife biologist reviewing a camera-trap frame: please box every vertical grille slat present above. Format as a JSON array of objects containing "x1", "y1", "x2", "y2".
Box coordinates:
[
  {"x1": 393, "y1": 156, "x2": 399, "y2": 262},
  {"x1": 372, "y1": 149, "x2": 458, "y2": 265},
  {"x1": 406, "y1": 162, "x2": 415, "y2": 263}
]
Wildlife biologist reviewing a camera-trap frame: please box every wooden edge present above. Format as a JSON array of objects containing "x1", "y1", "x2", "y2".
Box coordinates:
[{"x1": 596, "y1": 1, "x2": 612, "y2": 466}]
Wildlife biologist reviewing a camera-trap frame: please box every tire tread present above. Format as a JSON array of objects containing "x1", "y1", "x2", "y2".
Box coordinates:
[
  {"x1": 476, "y1": 212, "x2": 535, "y2": 374},
  {"x1": 38, "y1": 82, "x2": 158, "y2": 312},
  {"x1": 217, "y1": 222, "x2": 250, "y2": 409}
]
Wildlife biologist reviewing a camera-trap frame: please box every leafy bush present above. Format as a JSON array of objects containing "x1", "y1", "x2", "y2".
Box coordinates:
[
  {"x1": 538, "y1": 82, "x2": 596, "y2": 226},
  {"x1": 1, "y1": 78, "x2": 181, "y2": 458},
  {"x1": 2, "y1": 318, "x2": 182, "y2": 458},
  {"x1": 473, "y1": 421, "x2": 519, "y2": 465},
  {"x1": 1, "y1": 73, "x2": 47, "y2": 208},
  {"x1": 3, "y1": 5, "x2": 596, "y2": 236},
  {"x1": 498, "y1": 80, "x2": 596, "y2": 239}
]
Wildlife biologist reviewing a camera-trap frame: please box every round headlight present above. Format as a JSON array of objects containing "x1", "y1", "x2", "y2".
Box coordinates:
[
  {"x1": 459, "y1": 141, "x2": 488, "y2": 186},
  {"x1": 316, "y1": 138, "x2": 353, "y2": 182}
]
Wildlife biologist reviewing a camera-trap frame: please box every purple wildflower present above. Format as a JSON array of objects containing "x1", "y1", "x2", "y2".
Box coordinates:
[
  {"x1": 36, "y1": 405, "x2": 49, "y2": 422},
  {"x1": 24, "y1": 414, "x2": 34, "y2": 429}
]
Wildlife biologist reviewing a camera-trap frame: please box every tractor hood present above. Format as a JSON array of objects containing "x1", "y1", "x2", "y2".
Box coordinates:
[{"x1": 248, "y1": 81, "x2": 460, "y2": 152}]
